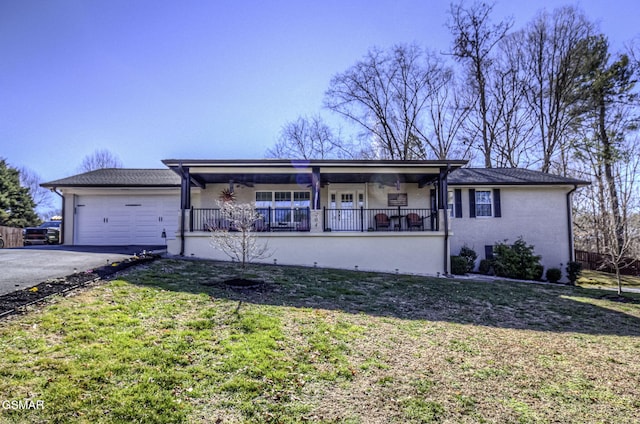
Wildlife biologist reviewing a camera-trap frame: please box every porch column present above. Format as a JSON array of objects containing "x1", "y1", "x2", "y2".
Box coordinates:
[
  {"x1": 311, "y1": 167, "x2": 321, "y2": 210},
  {"x1": 180, "y1": 166, "x2": 191, "y2": 210},
  {"x1": 179, "y1": 166, "x2": 191, "y2": 256},
  {"x1": 439, "y1": 167, "x2": 450, "y2": 275},
  {"x1": 310, "y1": 167, "x2": 323, "y2": 233}
]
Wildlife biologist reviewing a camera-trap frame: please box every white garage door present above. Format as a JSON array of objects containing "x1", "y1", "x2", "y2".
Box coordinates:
[{"x1": 75, "y1": 195, "x2": 179, "y2": 245}]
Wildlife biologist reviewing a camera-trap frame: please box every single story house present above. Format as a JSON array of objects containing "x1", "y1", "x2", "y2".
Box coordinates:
[{"x1": 42, "y1": 159, "x2": 589, "y2": 277}]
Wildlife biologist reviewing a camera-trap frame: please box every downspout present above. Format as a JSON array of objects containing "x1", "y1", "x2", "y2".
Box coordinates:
[
  {"x1": 440, "y1": 165, "x2": 452, "y2": 275},
  {"x1": 180, "y1": 207, "x2": 186, "y2": 256},
  {"x1": 443, "y1": 199, "x2": 449, "y2": 275},
  {"x1": 566, "y1": 184, "x2": 578, "y2": 263},
  {"x1": 50, "y1": 188, "x2": 65, "y2": 245}
]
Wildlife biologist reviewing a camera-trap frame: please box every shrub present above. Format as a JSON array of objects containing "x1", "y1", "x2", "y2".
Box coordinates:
[
  {"x1": 459, "y1": 245, "x2": 478, "y2": 273},
  {"x1": 450, "y1": 256, "x2": 467, "y2": 275},
  {"x1": 533, "y1": 264, "x2": 544, "y2": 281},
  {"x1": 492, "y1": 237, "x2": 542, "y2": 280},
  {"x1": 546, "y1": 268, "x2": 562, "y2": 283},
  {"x1": 479, "y1": 259, "x2": 492, "y2": 275},
  {"x1": 566, "y1": 261, "x2": 582, "y2": 285}
]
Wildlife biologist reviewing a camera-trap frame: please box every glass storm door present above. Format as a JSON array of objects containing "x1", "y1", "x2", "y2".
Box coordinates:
[{"x1": 329, "y1": 192, "x2": 356, "y2": 231}]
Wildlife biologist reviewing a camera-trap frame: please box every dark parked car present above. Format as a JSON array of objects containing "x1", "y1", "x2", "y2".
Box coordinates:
[
  {"x1": 23, "y1": 221, "x2": 62, "y2": 245},
  {"x1": 23, "y1": 227, "x2": 48, "y2": 245}
]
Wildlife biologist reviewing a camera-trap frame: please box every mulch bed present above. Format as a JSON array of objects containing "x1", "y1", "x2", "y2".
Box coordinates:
[
  {"x1": 0, "y1": 255, "x2": 160, "y2": 318},
  {"x1": 223, "y1": 278, "x2": 265, "y2": 288}
]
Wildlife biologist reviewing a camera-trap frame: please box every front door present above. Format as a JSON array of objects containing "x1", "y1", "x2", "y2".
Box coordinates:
[{"x1": 328, "y1": 191, "x2": 357, "y2": 231}]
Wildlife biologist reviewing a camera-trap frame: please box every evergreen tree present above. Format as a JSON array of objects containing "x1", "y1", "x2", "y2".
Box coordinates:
[{"x1": 0, "y1": 159, "x2": 40, "y2": 227}]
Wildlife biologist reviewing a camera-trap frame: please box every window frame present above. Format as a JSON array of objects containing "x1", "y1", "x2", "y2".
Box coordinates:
[
  {"x1": 255, "y1": 190, "x2": 311, "y2": 225},
  {"x1": 475, "y1": 189, "x2": 493, "y2": 218}
]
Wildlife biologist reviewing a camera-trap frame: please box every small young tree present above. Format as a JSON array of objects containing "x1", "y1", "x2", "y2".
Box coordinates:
[
  {"x1": 209, "y1": 200, "x2": 271, "y2": 271},
  {"x1": 459, "y1": 245, "x2": 478, "y2": 273}
]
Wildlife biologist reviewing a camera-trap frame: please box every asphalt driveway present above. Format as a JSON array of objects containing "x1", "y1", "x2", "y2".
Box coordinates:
[{"x1": 0, "y1": 245, "x2": 164, "y2": 296}]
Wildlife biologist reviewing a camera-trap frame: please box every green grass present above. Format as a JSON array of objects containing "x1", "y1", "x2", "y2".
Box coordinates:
[
  {"x1": 1, "y1": 259, "x2": 640, "y2": 423},
  {"x1": 577, "y1": 269, "x2": 640, "y2": 288}
]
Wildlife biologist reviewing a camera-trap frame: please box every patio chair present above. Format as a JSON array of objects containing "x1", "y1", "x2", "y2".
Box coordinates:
[
  {"x1": 406, "y1": 213, "x2": 424, "y2": 231},
  {"x1": 204, "y1": 219, "x2": 218, "y2": 231},
  {"x1": 374, "y1": 213, "x2": 391, "y2": 230}
]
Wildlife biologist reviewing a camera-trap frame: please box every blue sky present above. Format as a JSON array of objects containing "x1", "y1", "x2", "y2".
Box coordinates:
[{"x1": 1, "y1": 0, "x2": 639, "y2": 184}]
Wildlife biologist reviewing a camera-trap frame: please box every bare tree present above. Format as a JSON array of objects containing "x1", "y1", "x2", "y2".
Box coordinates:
[
  {"x1": 78, "y1": 149, "x2": 123, "y2": 172},
  {"x1": 420, "y1": 60, "x2": 472, "y2": 159},
  {"x1": 266, "y1": 115, "x2": 354, "y2": 159},
  {"x1": 448, "y1": 1, "x2": 513, "y2": 167},
  {"x1": 18, "y1": 166, "x2": 54, "y2": 211},
  {"x1": 324, "y1": 44, "x2": 450, "y2": 160},
  {"x1": 487, "y1": 31, "x2": 536, "y2": 168},
  {"x1": 209, "y1": 201, "x2": 271, "y2": 270},
  {"x1": 520, "y1": 6, "x2": 594, "y2": 173}
]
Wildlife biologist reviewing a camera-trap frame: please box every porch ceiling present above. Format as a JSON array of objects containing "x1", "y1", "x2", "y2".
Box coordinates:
[
  {"x1": 180, "y1": 171, "x2": 441, "y2": 187},
  {"x1": 162, "y1": 159, "x2": 466, "y2": 188}
]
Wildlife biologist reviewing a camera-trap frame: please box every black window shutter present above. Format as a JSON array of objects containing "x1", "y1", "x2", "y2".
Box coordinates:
[
  {"x1": 493, "y1": 189, "x2": 501, "y2": 218},
  {"x1": 468, "y1": 189, "x2": 476, "y2": 218},
  {"x1": 454, "y1": 189, "x2": 462, "y2": 218}
]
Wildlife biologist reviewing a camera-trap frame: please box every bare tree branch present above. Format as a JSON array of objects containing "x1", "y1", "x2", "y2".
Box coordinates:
[
  {"x1": 78, "y1": 149, "x2": 123, "y2": 172},
  {"x1": 325, "y1": 44, "x2": 455, "y2": 160}
]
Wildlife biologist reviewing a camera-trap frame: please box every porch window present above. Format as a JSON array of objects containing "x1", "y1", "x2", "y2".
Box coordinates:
[
  {"x1": 293, "y1": 191, "x2": 311, "y2": 207},
  {"x1": 255, "y1": 192, "x2": 272, "y2": 208},
  {"x1": 275, "y1": 191, "x2": 292, "y2": 208},
  {"x1": 255, "y1": 191, "x2": 311, "y2": 225}
]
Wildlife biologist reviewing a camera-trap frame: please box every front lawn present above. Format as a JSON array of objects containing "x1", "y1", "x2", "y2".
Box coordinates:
[
  {"x1": 1, "y1": 259, "x2": 639, "y2": 423},
  {"x1": 577, "y1": 269, "x2": 640, "y2": 289}
]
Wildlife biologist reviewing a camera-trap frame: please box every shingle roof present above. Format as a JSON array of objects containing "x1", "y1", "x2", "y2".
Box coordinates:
[
  {"x1": 41, "y1": 169, "x2": 181, "y2": 188},
  {"x1": 41, "y1": 166, "x2": 590, "y2": 188},
  {"x1": 448, "y1": 168, "x2": 590, "y2": 186}
]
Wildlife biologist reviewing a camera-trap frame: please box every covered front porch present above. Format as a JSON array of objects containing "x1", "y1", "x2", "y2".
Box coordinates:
[
  {"x1": 187, "y1": 206, "x2": 437, "y2": 233},
  {"x1": 163, "y1": 159, "x2": 466, "y2": 275}
]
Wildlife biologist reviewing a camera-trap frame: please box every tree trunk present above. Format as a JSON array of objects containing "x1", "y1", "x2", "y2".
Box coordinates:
[{"x1": 599, "y1": 100, "x2": 624, "y2": 259}]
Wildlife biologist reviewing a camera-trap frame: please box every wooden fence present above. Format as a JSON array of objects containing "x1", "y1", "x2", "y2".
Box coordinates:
[
  {"x1": 575, "y1": 250, "x2": 640, "y2": 276},
  {"x1": 0, "y1": 226, "x2": 23, "y2": 248}
]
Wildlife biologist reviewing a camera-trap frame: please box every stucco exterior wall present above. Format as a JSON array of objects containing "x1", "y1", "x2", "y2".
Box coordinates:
[
  {"x1": 191, "y1": 183, "x2": 432, "y2": 209},
  {"x1": 168, "y1": 231, "x2": 447, "y2": 276},
  {"x1": 449, "y1": 186, "x2": 572, "y2": 272}
]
